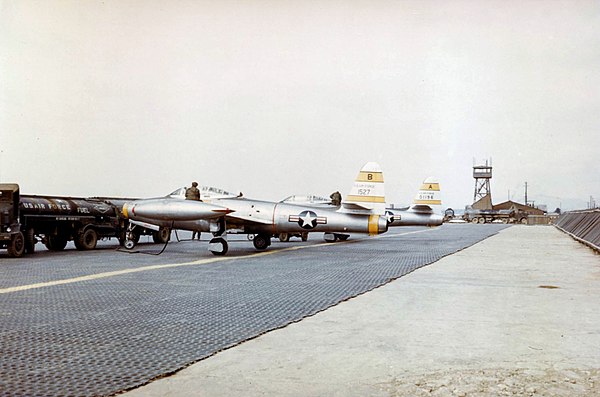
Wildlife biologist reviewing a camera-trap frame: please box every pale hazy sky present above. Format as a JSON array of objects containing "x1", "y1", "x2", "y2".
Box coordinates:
[{"x1": 1, "y1": 0, "x2": 599, "y2": 211}]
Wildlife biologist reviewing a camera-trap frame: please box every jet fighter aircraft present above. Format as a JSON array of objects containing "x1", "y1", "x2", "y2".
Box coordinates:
[
  {"x1": 385, "y1": 177, "x2": 444, "y2": 227},
  {"x1": 121, "y1": 162, "x2": 389, "y2": 255}
]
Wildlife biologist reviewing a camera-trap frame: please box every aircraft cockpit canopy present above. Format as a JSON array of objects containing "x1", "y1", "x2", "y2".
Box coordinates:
[
  {"x1": 168, "y1": 187, "x2": 187, "y2": 198},
  {"x1": 280, "y1": 194, "x2": 331, "y2": 205},
  {"x1": 168, "y1": 186, "x2": 238, "y2": 200}
]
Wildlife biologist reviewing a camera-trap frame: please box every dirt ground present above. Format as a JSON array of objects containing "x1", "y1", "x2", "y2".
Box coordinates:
[{"x1": 385, "y1": 367, "x2": 600, "y2": 397}]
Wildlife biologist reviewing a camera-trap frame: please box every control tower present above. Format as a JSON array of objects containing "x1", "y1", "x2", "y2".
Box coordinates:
[{"x1": 473, "y1": 159, "x2": 493, "y2": 210}]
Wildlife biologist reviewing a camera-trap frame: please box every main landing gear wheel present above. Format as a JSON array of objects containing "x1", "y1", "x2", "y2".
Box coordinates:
[
  {"x1": 334, "y1": 233, "x2": 349, "y2": 241},
  {"x1": 324, "y1": 233, "x2": 349, "y2": 243},
  {"x1": 301, "y1": 232, "x2": 308, "y2": 241},
  {"x1": 208, "y1": 237, "x2": 228, "y2": 256},
  {"x1": 278, "y1": 233, "x2": 290, "y2": 242},
  {"x1": 252, "y1": 233, "x2": 271, "y2": 250}
]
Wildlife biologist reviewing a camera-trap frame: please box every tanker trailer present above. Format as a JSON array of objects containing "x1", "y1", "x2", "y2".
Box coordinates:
[{"x1": 19, "y1": 194, "x2": 122, "y2": 252}]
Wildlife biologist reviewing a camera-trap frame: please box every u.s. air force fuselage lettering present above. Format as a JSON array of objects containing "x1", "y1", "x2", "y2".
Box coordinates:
[{"x1": 288, "y1": 210, "x2": 327, "y2": 229}]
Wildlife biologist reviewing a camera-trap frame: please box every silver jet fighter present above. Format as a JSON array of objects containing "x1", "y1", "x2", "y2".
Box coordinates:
[
  {"x1": 121, "y1": 162, "x2": 389, "y2": 255},
  {"x1": 385, "y1": 177, "x2": 444, "y2": 227},
  {"x1": 121, "y1": 194, "x2": 235, "y2": 249}
]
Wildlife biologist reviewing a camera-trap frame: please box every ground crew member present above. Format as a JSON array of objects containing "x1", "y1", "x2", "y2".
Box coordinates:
[
  {"x1": 186, "y1": 182, "x2": 201, "y2": 239},
  {"x1": 330, "y1": 191, "x2": 342, "y2": 206},
  {"x1": 186, "y1": 182, "x2": 201, "y2": 201}
]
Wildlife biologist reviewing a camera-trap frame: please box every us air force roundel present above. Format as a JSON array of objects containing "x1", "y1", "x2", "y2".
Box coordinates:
[{"x1": 288, "y1": 210, "x2": 327, "y2": 229}]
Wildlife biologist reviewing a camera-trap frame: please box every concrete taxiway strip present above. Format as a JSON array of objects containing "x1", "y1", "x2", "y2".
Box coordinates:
[
  {"x1": 0, "y1": 229, "x2": 430, "y2": 295},
  {"x1": 123, "y1": 225, "x2": 600, "y2": 397}
]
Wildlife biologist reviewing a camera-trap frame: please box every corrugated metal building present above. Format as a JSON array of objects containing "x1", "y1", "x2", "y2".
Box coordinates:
[{"x1": 492, "y1": 200, "x2": 545, "y2": 215}]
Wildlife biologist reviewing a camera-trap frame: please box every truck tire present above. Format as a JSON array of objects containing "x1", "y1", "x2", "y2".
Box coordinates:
[
  {"x1": 7, "y1": 232, "x2": 25, "y2": 257},
  {"x1": 25, "y1": 228, "x2": 36, "y2": 254},
  {"x1": 45, "y1": 235, "x2": 68, "y2": 251},
  {"x1": 75, "y1": 229, "x2": 98, "y2": 250},
  {"x1": 471, "y1": 218, "x2": 478, "y2": 224},
  {"x1": 477, "y1": 217, "x2": 486, "y2": 224},
  {"x1": 152, "y1": 227, "x2": 171, "y2": 244}
]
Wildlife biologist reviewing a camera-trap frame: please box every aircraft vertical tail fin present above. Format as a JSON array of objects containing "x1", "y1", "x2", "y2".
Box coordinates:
[
  {"x1": 342, "y1": 162, "x2": 386, "y2": 215},
  {"x1": 410, "y1": 177, "x2": 442, "y2": 213}
]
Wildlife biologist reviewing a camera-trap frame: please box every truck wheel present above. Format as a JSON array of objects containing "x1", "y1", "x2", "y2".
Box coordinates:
[
  {"x1": 501, "y1": 218, "x2": 508, "y2": 224},
  {"x1": 253, "y1": 233, "x2": 271, "y2": 250},
  {"x1": 25, "y1": 228, "x2": 36, "y2": 254},
  {"x1": 477, "y1": 217, "x2": 486, "y2": 224},
  {"x1": 301, "y1": 232, "x2": 308, "y2": 242},
  {"x1": 7, "y1": 232, "x2": 25, "y2": 257},
  {"x1": 45, "y1": 235, "x2": 68, "y2": 251},
  {"x1": 152, "y1": 227, "x2": 171, "y2": 244},
  {"x1": 278, "y1": 233, "x2": 290, "y2": 242},
  {"x1": 75, "y1": 229, "x2": 98, "y2": 250},
  {"x1": 521, "y1": 218, "x2": 528, "y2": 224},
  {"x1": 471, "y1": 218, "x2": 478, "y2": 224}
]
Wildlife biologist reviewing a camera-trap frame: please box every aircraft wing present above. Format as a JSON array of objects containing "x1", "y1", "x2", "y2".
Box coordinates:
[
  {"x1": 409, "y1": 204, "x2": 434, "y2": 214},
  {"x1": 224, "y1": 212, "x2": 273, "y2": 225}
]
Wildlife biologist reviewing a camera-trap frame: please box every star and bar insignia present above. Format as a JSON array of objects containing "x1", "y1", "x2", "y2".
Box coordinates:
[{"x1": 288, "y1": 210, "x2": 327, "y2": 229}]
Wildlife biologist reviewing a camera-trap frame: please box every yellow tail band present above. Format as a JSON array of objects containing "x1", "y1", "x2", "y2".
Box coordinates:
[
  {"x1": 368, "y1": 215, "x2": 380, "y2": 235},
  {"x1": 414, "y1": 199, "x2": 442, "y2": 205},
  {"x1": 355, "y1": 172, "x2": 384, "y2": 183},
  {"x1": 420, "y1": 183, "x2": 440, "y2": 191}
]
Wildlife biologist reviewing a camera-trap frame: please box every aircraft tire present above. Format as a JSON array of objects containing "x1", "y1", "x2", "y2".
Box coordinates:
[
  {"x1": 301, "y1": 232, "x2": 308, "y2": 242},
  {"x1": 278, "y1": 233, "x2": 290, "y2": 242},
  {"x1": 335, "y1": 233, "x2": 349, "y2": 241},
  {"x1": 253, "y1": 233, "x2": 270, "y2": 250},
  {"x1": 209, "y1": 237, "x2": 228, "y2": 256},
  {"x1": 124, "y1": 239, "x2": 136, "y2": 250}
]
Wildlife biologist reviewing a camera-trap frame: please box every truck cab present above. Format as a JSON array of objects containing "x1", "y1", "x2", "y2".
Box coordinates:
[{"x1": 0, "y1": 183, "x2": 25, "y2": 257}]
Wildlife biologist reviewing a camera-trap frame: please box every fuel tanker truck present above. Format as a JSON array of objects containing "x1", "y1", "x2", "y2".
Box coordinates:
[{"x1": 0, "y1": 183, "x2": 169, "y2": 257}]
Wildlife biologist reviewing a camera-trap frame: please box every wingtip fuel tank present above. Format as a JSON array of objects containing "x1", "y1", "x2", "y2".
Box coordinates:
[{"x1": 122, "y1": 198, "x2": 234, "y2": 224}]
